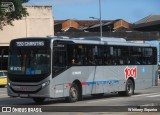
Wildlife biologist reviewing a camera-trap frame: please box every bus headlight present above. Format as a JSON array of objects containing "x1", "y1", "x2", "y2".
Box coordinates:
[{"x1": 42, "y1": 81, "x2": 50, "y2": 89}]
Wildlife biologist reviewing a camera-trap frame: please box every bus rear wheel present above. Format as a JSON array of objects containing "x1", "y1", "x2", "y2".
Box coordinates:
[
  {"x1": 66, "y1": 83, "x2": 79, "y2": 103},
  {"x1": 32, "y1": 97, "x2": 45, "y2": 103},
  {"x1": 125, "y1": 79, "x2": 134, "y2": 96},
  {"x1": 118, "y1": 79, "x2": 134, "y2": 96}
]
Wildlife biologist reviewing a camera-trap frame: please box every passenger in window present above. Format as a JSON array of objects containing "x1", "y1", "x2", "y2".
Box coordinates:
[
  {"x1": 124, "y1": 57, "x2": 130, "y2": 65},
  {"x1": 72, "y1": 56, "x2": 80, "y2": 65},
  {"x1": 72, "y1": 58, "x2": 76, "y2": 64},
  {"x1": 104, "y1": 58, "x2": 108, "y2": 65},
  {"x1": 114, "y1": 58, "x2": 120, "y2": 65},
  {"x1": 142, "y1": 58, "x2": 147, "y2": 64},
  {"x1": 82, "y1": 56, "x2": 88, "y2": 65},
  {"x1": 88, "y1": 56, "x2": 96, "y2": 65},
  {"x1": 119, "y1": 59, "x2": 124, "y2": 65},
  {"x1": 107, "y1": 55, "x2": 113, "y2": 65},
  {"x1": 147, "y1": 58, "x2": 151, "y2": 64}
]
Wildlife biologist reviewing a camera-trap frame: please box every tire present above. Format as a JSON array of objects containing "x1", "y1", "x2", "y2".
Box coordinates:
[
  {"x1": 66, "y1": 83, "x2": 79, "y2": 103},
  {"x1": 124, "y1": 79, "x2": 134, "y2": 96},
  {"x1": 32, "y1": 97, "x2": 45, "y2": 103}
]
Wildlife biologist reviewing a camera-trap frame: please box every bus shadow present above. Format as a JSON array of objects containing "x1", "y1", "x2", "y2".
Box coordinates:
[
  {"x1": 20, "y1": 93, "x2": 144, "y2": 105},
  {"x1": 22, "y1": 93, "x2": 122, "y2": 105},
  {"x1": 133, "y1": 93, "x2": 142, "y2": 95}
]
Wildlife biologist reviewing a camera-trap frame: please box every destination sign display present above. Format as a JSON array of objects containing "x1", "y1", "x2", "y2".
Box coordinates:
[{"x1": 16, "y1": 41, "x2": 45, "y2": 47}]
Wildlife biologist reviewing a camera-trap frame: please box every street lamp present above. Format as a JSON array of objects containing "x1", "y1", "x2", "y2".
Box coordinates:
[
  {"x1": 99, "y1": 0, "x2": 102, "y2": 38},
  {"x1": 89, "y1": 0, "x2": 102, "y2": 39}
]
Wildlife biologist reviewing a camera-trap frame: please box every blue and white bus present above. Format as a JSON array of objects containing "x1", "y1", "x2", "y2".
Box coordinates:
[{"x1": 7, "y1": 37, "x2": 158, "y2": 103}]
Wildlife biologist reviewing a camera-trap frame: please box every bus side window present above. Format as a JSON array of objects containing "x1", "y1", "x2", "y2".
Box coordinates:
[
  {"x1": 69, "y1": 45, "x2": 86, "y2": 66},
  {"x1": 142, "y1": 48, "x2": 153, "y2": 65}
]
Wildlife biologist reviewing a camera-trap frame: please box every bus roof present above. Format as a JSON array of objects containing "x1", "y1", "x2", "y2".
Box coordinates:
[
  {"x1": 50, "y1": 36, "x2": 154, "y2": 47},
  {"x1": 11, "y1": 36, "x2": 155, "y2": 47}
]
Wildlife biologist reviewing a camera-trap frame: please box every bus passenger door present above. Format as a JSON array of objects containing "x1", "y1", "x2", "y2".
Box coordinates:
[
  {"x1": 52, "y1": 41, "x2": 67, "y2": 77},
  {"x1": 52, "y1": 41, "x2": 68, "y2": 97}
]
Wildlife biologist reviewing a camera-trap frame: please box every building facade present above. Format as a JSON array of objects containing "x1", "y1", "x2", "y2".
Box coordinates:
[
  {"x1": 54, "y1": 19, "x2": 131, "y2": 33},
  {"x1": 133, "y1": 15, "x2": 160, "y2": 31},
  {"x1": 0, "y1": 6, "x2": 54, "y2": 45},
  {"x1": 0, "y1": 6, "x2": 54, "y2": 70}
]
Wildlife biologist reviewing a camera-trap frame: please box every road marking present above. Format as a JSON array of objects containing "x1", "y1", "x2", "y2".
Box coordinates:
[
  {"x1": 0, "y1": 94, "x2": 7, "y2": 95},
  {"x1": 0, "y1": 94, "x2": 8, "y2": 96},
  {"x1": 0, "y1": 91, "x2": 7, "y2": 93},
  {"x1": 147, "y1": 94, "x2": 160, "y2": 97},
  {"x1": 132, "y1": 93, "x2": 160, "y2": 97},
  {"x1": 0, "y1": 96, "x2": 8, "y2": 98},
  {"x1": 0, "y1": 94, "x2": 8, "y2": 98},
  {"x1": 87, "y1": 98, "x2": 124, "y2": 104},
  {"x1": 87, "y1": 93, "x2": 160, "y2": 104}
]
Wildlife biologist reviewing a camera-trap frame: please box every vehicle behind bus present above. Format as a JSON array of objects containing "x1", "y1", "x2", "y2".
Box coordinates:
[{"x1": 0, "y1": 70, "x2": 7, "y2": 87}]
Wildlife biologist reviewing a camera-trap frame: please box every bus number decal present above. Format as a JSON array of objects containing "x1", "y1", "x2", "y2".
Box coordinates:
[
  {"x1": 124, "y1": 66, "x2": 137, "y2": 79},
  {"x1": 10, "y1": 66, "x2": 21, "y2": 71},
  {"x1": 72, "y1": 71, "x2": 81, "y2": 75}
]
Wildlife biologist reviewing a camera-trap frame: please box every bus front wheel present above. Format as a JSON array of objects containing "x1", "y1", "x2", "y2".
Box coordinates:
[{"x1": 66, "y1": 83, "x2": 79, "y2": 103}]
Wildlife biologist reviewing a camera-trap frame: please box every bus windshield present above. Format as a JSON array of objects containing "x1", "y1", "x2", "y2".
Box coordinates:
[{"x1": 9, "y1": 48, "x2": 50, "y2": 75}]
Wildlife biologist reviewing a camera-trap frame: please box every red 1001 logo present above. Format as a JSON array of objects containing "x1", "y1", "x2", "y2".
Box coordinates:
[{"x1": 124, "y1": 66, "x2": 137, "y2": 79}]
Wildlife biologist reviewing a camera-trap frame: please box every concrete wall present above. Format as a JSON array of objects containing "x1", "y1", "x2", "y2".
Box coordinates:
[{"x1": 0, "y1": 6, "x2": 54, "y2": 45}]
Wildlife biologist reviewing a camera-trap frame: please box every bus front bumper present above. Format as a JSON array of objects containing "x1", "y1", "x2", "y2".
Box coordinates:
[{"x1": 7, "y1": 81, "x2": 51, "y2": 98}]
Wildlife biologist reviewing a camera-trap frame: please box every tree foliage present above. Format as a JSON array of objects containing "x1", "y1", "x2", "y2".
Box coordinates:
[{"x1": 0, "y1": 0, "x2": 29, "y2": 30}]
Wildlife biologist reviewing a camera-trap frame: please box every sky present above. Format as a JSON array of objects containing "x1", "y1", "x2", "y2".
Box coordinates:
[{"x1": 26, "y1": 0, "x2": 160, "y2": 23}]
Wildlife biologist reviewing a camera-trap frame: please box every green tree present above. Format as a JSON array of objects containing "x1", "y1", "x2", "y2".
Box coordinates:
[{"x1": 0, "y1": 0, "x2": 29, "y2": 30}]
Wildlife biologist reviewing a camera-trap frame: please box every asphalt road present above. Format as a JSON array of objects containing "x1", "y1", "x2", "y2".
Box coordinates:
[{"x1": 0, "y1": 86, "x2": 160, "y2": 115}]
